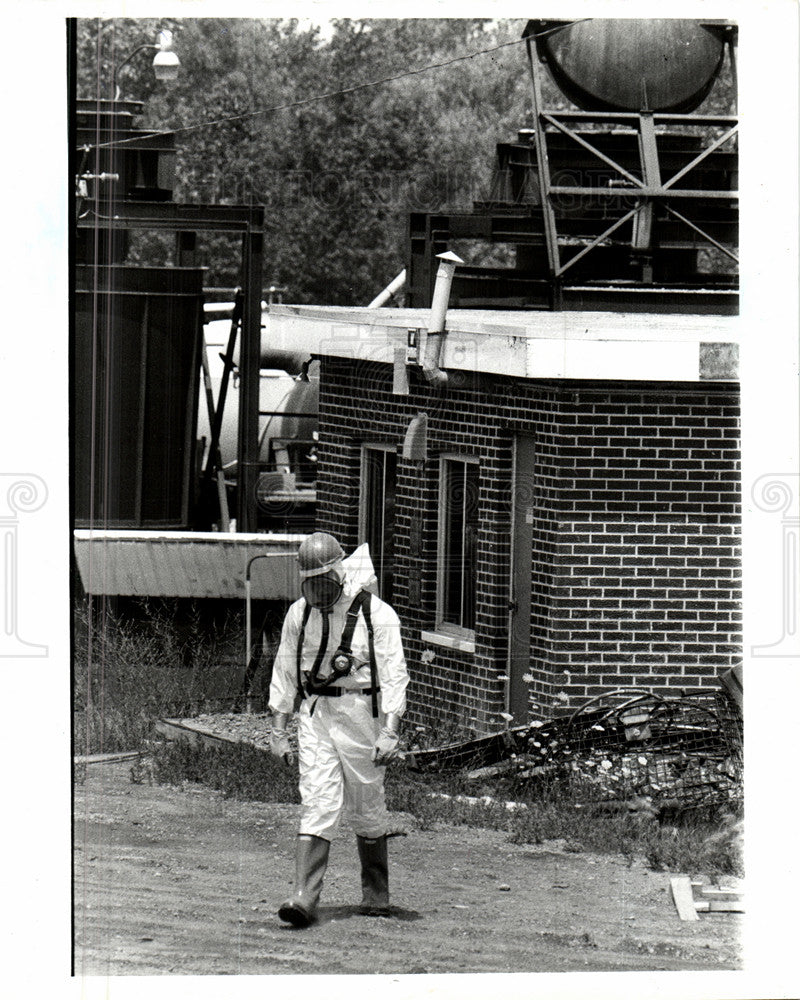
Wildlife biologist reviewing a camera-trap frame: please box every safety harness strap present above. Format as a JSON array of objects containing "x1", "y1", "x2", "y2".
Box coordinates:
[
  {"x1": 295, "y1": 601, "x2": 312, "y2": 700},
  {"x1": 311, "y1": 610, "x2": 331, "y2": 686},
  {"x1": 295, "y1": 590, "x2": 379, "y2": 716},
  {"x1": 361, "y1": 596, "x2": 379, "y2": 719},
  {"x1": 339, "y1": 589, "x2": 371, "y2": 653},
  {"x1": 337, "y1": 591, "x2": 378, "y2": 716}
]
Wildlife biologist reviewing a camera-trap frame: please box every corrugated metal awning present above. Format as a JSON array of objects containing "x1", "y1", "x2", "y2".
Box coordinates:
[{"x1": 73, "y1": 530, "x2": 305, "y2": 600}]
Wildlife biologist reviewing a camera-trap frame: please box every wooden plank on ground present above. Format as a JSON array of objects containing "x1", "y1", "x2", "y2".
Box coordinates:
[
  {"x1": 671, "y1": 876, "x2": 700, "y2": 921},
  {"x1": 74, "y1": 751, "x2": 147, "y2": 765},
  {"x1": 154, "y1": 718, "x2": 248, "y2": 750},
  {"x1": 694, "y1": 900, "x2": 745, "y2": 913},
  {"x1": 695, "y1": 888, "x2": 744, "y2": 902}
]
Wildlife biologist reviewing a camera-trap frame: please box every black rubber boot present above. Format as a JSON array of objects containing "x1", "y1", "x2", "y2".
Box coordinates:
[
  {"x1": 356, "y1": 835, "x2": 390, "y2": 916},
  {"x1": 278, "y1": 834, "x2": 330, "y2": 927}
]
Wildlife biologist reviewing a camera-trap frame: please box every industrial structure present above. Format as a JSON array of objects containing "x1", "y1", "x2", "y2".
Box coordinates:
[
  {"x1": 72, "y1": 19, "x2": 740, "y2": 731},
  {"x1": 262, "y1": 19, "x2": 741, "y2": 729},
  {"x1": 72, "y1": 97, "x2": 313, "y2": 603}
]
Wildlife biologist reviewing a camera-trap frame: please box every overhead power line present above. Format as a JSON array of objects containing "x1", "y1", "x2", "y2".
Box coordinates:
[{"x1": 89, "y1": 20, "x2": 585, "y2": 151}]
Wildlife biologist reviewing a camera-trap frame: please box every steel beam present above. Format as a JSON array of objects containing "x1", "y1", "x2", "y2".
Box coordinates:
[
  {"x1": 525, "y1": 37, "x2": 561, "y2": 283},
  {"x1": 531, "y1": 111, "x2": 738, "y2": 127},
  {"x1": 556, "y1": 208, "x2": 639, "y2": 277},
  {"x1": 543, "y1": 113, "x2": 645, "y2": 189},
  {"x1": 663, "y1": 205, "x2": 739, "y2": 264},
  {"x1": 633, "y1": 112, "x2": 661, "y2": 250},
  {"x1": 661, "y1": 124, "x2": 739, "y2": 191},
  {"x1": 548, "y1": 186, "x2": 738, "y2": 200},
  {"x1": 77, "y1": 201, "x2": 264, "y2": 233}
]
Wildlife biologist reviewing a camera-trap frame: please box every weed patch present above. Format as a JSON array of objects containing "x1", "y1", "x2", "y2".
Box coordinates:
[
  {"x1": 141, "y1": 738, "x2": 742, "y2": 879},
  {"x1": 143, "y1": 739, "x2": 300, "y2": 804},
  {"x1": 72, "y1": 598, "x2": 265, "y2": 754}
]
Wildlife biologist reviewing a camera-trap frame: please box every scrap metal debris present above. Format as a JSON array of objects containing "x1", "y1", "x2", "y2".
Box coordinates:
[
  {"x1": 527, "y1": 688, "x2": 742, "y2": 813},
  {"x1": 404, "y1": 725, "x2": 529, "y2": 773},
  {"x1": 406, "y1": 674, "x2": 743, "y2": 816}
]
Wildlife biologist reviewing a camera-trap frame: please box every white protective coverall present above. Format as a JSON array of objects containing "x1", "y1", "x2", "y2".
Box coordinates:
[{"x1": 268, "y1": 545, "x2": 409, "y2": 840}]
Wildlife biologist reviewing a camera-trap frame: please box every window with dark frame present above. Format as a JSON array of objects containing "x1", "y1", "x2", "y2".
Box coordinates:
[
  {"x1": 440, "y1": 457, "x2": 479, "y2": 633},
  {"x1": 361, "y1": 446, "x2": 397, "y2": 603}
]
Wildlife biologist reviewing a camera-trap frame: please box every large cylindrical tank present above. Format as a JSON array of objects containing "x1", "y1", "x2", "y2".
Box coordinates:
[
  {"x1": 265, "y1": 375, "x2": 318, "y2": 450},
  {"x1": 535, "y1": 19, "x2": 727, "y2": 113}
]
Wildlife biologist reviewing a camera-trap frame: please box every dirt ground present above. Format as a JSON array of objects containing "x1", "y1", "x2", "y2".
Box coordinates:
[{"x1": 73, "y1": 760, "x2": 742, "y2": 976}]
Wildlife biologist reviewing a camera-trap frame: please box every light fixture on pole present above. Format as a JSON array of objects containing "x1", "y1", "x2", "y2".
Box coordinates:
[
  {"x1": 152, "y1": 30, "x2": 180, "y2": 82},
  {"x1": 113, "y1": 29, "x2": 180, "y2": 100}
]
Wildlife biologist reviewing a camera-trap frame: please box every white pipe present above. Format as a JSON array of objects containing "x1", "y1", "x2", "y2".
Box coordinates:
[
  {"x1": 422, "y1": 251, "x2": 463, "y2": 385},
  {"x1": 367, "y1": 269, "x2": 407, "y2": 308}
]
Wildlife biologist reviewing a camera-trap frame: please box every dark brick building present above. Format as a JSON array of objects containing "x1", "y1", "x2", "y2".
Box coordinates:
[{"x1": 270, "y1": 305, "x2": 741, "y2": 734}]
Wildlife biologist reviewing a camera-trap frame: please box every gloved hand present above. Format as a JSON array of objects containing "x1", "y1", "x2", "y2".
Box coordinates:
[
  {"x1": 372, "y1": 713, "x2": 401, "y2": 766},
  {"x1": 372, "y1": 727, "x2": 399, "y2": 766},
  {"x1": 270, "y1": 712, "x2": 294, "y2": 766},
  {"x1": 270, "y1": 730, "x2": 293, "y2": 766}
]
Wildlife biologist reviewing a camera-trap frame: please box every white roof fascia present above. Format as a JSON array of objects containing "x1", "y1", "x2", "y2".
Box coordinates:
[{"x1": 268, "y1": 305, "x2": 740, "y2": 383}]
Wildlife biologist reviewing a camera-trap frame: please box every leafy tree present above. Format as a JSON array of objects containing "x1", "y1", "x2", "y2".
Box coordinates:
[
  {"x1": 75, "y1": 17, "x2": 734, "y2": 301},
  {"x1": 75, "y1": 17, "x2": 536, "y2": 302}
]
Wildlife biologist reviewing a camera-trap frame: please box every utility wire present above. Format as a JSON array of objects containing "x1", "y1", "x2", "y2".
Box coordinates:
[{"x1": 90, "y1": 20, "x2": 585, "y2": 152}]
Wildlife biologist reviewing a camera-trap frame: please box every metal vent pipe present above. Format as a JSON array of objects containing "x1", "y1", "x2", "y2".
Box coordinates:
[{"x1": 422, "y1": 251, "x2": 463, "y2": 385}]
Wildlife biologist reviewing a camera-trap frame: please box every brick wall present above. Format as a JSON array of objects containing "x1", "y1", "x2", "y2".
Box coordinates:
[
  {"x1": 539, "y1": 392, "x2": 741, "y2": 708},
  {"x1": 315, "y1": 356, "x2": 741, "y2": 734}
]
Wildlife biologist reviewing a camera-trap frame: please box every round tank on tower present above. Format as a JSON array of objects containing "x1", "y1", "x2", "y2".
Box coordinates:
[{"x1": 533, "y1": 19, "x2": 728, "y2": 113}]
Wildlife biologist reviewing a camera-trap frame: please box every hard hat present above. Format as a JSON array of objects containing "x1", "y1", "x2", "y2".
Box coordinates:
[{"x1": 297, "y1": 532, "x2": 345, "y2": 580}]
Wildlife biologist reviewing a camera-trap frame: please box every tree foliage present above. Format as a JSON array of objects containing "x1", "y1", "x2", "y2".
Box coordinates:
[
  {"x1": 75, "y1": 17, "x2": 737, "y2": 302},
  {"x1": 76, "y1": 17, "x2": 530, "y2": 303}
]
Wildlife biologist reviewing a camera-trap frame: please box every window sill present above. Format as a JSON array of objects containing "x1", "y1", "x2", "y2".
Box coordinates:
[{"x1": 420, "y1": 629, "x2": 476, "y2": 655}]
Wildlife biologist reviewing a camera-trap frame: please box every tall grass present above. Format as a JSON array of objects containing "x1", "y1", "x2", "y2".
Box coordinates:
[
  {"x1": 134, "y1": 738, "x2": 301, "y2": 804},
  {"x1": 72, "y1": 598, "x2": 253, "y2": 755}
]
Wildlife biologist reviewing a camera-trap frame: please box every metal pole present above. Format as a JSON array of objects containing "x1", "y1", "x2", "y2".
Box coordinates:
[
  {"x1": 367, "y1": 269, "x2": 407, "y2": 308},
  {"x1": 202, "y1": 289, "x2": 242, "y2": 479},
  {"x1": 134, "y1": 297, "x2": 150, "y2": 526},
  {"x1": 727, "y1": 37, "x2": 737, "y2": 114},
  {"x1": 112, "y1": 44, "x2": 158, "y2": 100},
  {"x1": 237, "y1": 225, "x2": 264, "y2": 532},
  {"x1": 244, "y1": 551, "x2": 296, "y2": 712},
  {"x1": 200, "y1": 340, "x2": 231, "y2": 531},
  {"x1": 245, "y1": 574, "x2": 252, "y2": 688}
]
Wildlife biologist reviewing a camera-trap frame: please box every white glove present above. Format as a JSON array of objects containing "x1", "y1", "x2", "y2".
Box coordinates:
[
  {"x1": 372, "y1": 713, "x2": 401, "y2": 766},
  {"x1": 270, "y1": 712, "x2": 294, "y2": 766}
]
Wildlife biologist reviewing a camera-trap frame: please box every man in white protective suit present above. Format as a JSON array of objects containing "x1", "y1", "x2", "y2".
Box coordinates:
[{"x1": 268, "y1": 532, "x2": 409, "y2": 927}]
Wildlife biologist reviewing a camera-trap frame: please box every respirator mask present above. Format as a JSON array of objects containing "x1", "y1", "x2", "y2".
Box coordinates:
[{"x1": 301, "y1": 569, "x2": 344, "y2": 611}]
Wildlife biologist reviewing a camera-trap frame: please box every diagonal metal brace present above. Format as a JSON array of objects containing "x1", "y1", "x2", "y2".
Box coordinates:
[
  {"x1": 542, "y1": 113, "x2": 646, "y2": 189},
  {"x1": 663, "y1": 205, "x2": 739, "y2": 264},
  {"x1": 662, "y1": 124, "x2": 739, "y2": 191},
  {"x1": 556, "y1": 207, "x2": 639, "y2": 277}
]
